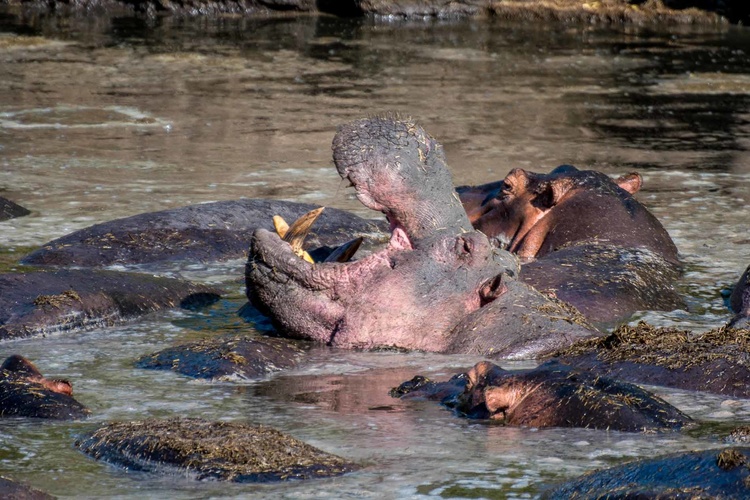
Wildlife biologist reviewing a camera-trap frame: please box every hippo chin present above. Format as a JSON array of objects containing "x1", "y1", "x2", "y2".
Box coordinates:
[
  {"x1": 458, "y1": 165, "x2": 684, "y2": 324},
  {"x1": 246, "y1": 116, "x2": 599, "y2": 358}
]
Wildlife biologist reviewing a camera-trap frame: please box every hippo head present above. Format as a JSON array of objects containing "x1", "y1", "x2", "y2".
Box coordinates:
[
  {"x1": 246, "y1": 116, "x2": 519, "y2": 352},
  {"x1": 464, "y1": 165, "x2": 647, "y2": 259},
  {"x1": 1, "y1": 354, "x2": 73, "y2": 396}
]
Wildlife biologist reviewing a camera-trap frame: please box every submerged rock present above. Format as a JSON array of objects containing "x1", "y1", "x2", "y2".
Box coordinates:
[
  {"x1": 0, "y1": 196, "x2": 30, "y2": 221},
  {"x1": 0, "y1": 269, "x2": 221, "y2": 340},
  {"x1": 0, "y1": 476, "x2": 54, "y2": 499},
  {"x1": 541, "y1": 447, "x2": 750, "y2": 499},
  {"x1": 136, "y1": 335, "x2": 306, "y2": 380},
  {"x1": 392, "y1": 360, "x2": 691, "y2": 432},
  {"x1": 21, "y1": 199, "x2": 385, "y2": 268},
  {"x1": 0, "y1": 355, "x2": 89, "y2": 420},
  {"x1": 76, "y1": 418, "x2": 356, "y2": 482},
  {"x1": 553, "y1": 321, "x2": 750, "y2": 398}
]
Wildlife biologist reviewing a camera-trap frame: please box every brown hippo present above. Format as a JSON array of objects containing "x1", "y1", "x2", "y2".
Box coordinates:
[
  {"x1": 0, "y1": 355, "x2": 89, "y2": 419},
  {"x1": 729, "y1": 265, "x2": 750, "y2": 328},
  {"x1": 246, "y1": 116, "x2": 599, "y2": 359},
  {"x1": 457, "y1": 165, "x2": 684, "y2": 324},
  {"x1": 391, "y1": 360, "x2": 691, "y2": 432}
]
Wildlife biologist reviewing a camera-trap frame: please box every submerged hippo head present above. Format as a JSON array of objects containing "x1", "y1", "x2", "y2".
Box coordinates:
[
  {"x1": 459, "y1": 165, "x2": 677, "y2": 262},
  {"x1": 246, "y1": 117, "x2": 598, "y2": 357}
]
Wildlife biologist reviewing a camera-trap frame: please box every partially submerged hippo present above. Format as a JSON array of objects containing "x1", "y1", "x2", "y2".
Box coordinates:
[
  {"x1": 0, "y1": 269, "x2": 221, "y2": 340},
  {"x1": 0, "y1": 195, "x2": 30, "y2": 221},
  {"x1": 22, "y1": 199, "x2": 385, "y2": 268},
  {"x1": 391, "y1": 360, "x2": 691, "y2": 431},
  {"x1": 552, "y1": 321, "x2": 750, "y2": 398},
  {"x1": 0, "y1": 476, "x2": 53, "y2": 500},
  {"x1": 76, "y1": 417, "x2": 356, "y2": 482},
  {"x1": 246, "y1": 117, "x2": 599, "y2": 358},
  {"x1": 458, "y1": 165, "x2": 684, "y2": 324},
  {"x1": 542, "y1": 447, "x2": 750, "y2": 499},
  {"x1": 136, "y1": 335, "x2": 306, "y2": 380},
  {"x1": 0, "y1": 355, "x2": 89, "y2": 419},
  {"x1": 730, "y1": 265, "x2": 750, "y2": 328}
]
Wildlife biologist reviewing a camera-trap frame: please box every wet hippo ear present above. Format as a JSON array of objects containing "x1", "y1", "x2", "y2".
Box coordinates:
[
  {"x1": 533, "y1": 177, "x2": 573, "y2": 210},
  {"x1": 615, "y1": 172, "x2": 643, "y2": 194}
]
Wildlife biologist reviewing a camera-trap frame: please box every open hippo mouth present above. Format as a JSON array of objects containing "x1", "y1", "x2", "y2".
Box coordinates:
[{"x1": 245, "y1": 116, "x2": 518, "y2": 351}]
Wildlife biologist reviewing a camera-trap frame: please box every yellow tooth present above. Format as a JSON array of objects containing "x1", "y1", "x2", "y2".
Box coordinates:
[{"x1": 273, "y1": 207, "x2": 325, "y2": 263}]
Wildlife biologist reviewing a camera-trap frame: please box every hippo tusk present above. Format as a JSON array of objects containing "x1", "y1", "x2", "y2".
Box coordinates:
[
  {"x1": 272, "y1": 207, "x2": 325, "y2": 264},
  {"x1": 324, "y1": 237, "x2": 363, "y2": 263}
]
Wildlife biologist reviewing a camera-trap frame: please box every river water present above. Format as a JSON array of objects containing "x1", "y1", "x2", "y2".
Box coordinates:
[{"x1": 1, "y1": 11, "x2": 750, "y2": 499}]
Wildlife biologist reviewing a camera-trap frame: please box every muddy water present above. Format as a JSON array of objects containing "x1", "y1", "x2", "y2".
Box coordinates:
[{"x1": 1, "y1": 11, "x2": 750, "y2": 498}]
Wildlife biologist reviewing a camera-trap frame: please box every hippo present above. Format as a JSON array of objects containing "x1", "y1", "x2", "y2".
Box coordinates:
[
  {"x1": 552, "y1": 321, "x2": 750, "y2": 398},
  {"x1": 729, "y1": 265, "x2": 750, "y2": 328},
  {"x1": 391, "y1": 360, "x2": 691, "y2": 431},
  {"x1": 0, "y1": 476, "x2": 54, "y2": 500},
  {"x1": 541, "y1": 447, "x2": 750, "y2": 499},
  {"x1": 457, "y1": 165, "x2": 684, "y2": 324},
  {"x1": 21, "y1": 199, "x2": 385, "y2": 268},
  {"x1": 136, "y1": 335, "x2": 307, "y2": 380},
  {"x1": 0, "y1": 354, "x2": 89, "y2": 419},
  {"x1": 246, "y1": 116, "x2": 599, "y2": 358},
  {"x1": 0, "y1": 269, "x2": 221, "y2": 340},
  {"x1": 76, "y1": 417, "x2": 356, "y2": 482},
  {"x1": 0, "y1": 196, "x2": 30, "y2": 221}
]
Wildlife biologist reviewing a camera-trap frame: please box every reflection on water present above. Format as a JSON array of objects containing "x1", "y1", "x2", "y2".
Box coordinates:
[{"x1": 1, "y1": 10, "x2": 750, "y2": 498}]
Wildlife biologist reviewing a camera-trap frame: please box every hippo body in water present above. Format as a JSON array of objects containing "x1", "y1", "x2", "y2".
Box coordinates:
[
  {"x1": 391, "y1": 360, "x2": 691, "y2": 431},
  {"x1": 0, "y1": 355, "x2": 89, "y2": 419},
  {"x1": 729, "y1": 265, "x2": 750, "y2": 328},
  {"x1": 458, "y1": 165, "x2": 684, "y2": 324},
  {"x1": 247, "y1": 117, "x2": 601, "y2": 359}
]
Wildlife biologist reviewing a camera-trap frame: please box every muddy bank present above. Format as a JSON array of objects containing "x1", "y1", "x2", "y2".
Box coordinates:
[{"x1": 0, "y1": 0, "x2": 741, "y2": 24}]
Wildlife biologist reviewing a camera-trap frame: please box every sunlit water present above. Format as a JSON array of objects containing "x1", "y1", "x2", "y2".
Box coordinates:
[{"x1": 1, "y1": 11, "x2": 750, "y2": 498}]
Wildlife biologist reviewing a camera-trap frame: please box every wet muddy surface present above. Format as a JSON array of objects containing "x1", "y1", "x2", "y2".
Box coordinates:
[{"x1": 1, "y1": 11, "x2": 750, "y2": 499}]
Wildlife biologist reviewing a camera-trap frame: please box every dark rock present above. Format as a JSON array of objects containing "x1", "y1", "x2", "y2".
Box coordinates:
[
  {"x1": 75, "y1": 417, "x2": 356, "y2": 482},
  {"x1": 0, "y1": 355, "x2": 89, "y2": 420},
  {"x1": 0, "y1": 196, "x2": 31, "y2": 221},
  {"x1": 22, "y1": 199, "x2": 386, "y2": 268},
  {"x1": 392, "y1": 360, "x2": 691, "y2": 431},
  {"x1": 0, "y1": 269, "x2": 222, "y2": 340},
  {"x1": 553, "y1": 321, "x2": 750, "y2": 398},
  {"x1": 136, "y1": 335, "x2": 306, "y2": 380},
  {"x1": 541, "y1": 447, "x2": 750, "y2": 499},
  {"x1": 0, "y1": 476, "x2": 54, "y2": 500}
]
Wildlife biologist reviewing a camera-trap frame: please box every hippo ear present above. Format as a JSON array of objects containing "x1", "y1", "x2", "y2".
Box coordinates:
[
  {"x1": 534, "y1": 177, "x2": 573, "y2": 210},
  {"x1": 615, "y1": 172, "x2": 642, "y2": 194}
]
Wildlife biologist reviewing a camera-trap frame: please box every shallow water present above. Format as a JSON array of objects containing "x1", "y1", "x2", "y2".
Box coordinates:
[{"x1": 1, "y1": 11, "x2": 750, "y2": 498}]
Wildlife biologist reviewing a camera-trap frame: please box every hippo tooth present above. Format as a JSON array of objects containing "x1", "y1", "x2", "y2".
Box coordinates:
[
  {"x1": 273, "y1": 207, "x2": 325, "y2": 264},
  {"x1": 324, "y1": 237, "x2": 363, "y2": 263}
]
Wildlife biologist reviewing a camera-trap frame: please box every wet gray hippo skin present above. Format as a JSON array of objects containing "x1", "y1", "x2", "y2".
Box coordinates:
[
  {"x1": 0, "y1": 355, "x2": 89, "y2": 419},
  {"x1": 23, "y1": 199, "x2": 385, "y2": 268},
  {"x1": 0, "y1": 269, "x2": 221, "y2": 340},
  {"x1": 246, "y1": 117, "x2": 599, "y2": 358},
  {"x1": 729, "y1": 265, "x2": 750, "y2": 328},
  {"x1": 0, "y1": 196, "x2": 30, "y2": 221},
  {"x1": 0, "y1": 476, "x2": 54, "y2": 500},
  {"x1": 542, "y1": 447, "x2": 750, "y2": 499},
  {"x1": 458, "y1": 165, "x2": 684, "y2": 325},
  {"x1": 392, "y1": 360, "x2": 691, "y2": 432}
]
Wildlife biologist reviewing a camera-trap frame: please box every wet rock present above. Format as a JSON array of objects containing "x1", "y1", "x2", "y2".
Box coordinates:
[
  {"x1": 541, "y1": 447, "x2": 750, "y2": 499},
  {"x1": 0, "y1": 355, "x2": 89, "y2": 420},
  {"x1": 0, "y1": 196, "x2": 30, "y2": 221},
  {"x1": 22, "y1": 199, "x2": 386, "y2": 268},
  {"x1": 0, "y1": 476, "x2": 54, "y2": 499},
  {"x1": 392, "y1": 360, "x2": 691, "y2": 431},
  {"x1": 136, "y1": 335, "x2": 306, "y2": 380},
  {"x1": 75, "y1": 417, "x2": 356, "y2": 482},
  {"x1": 0, "y1": 269, "x2": 221, "y2": 340},
  {"x1": 553, "y1": 321, "x2": 750, "y2": 398},
  {"x1": 729, "y1": 265, "x2": 750, "y2": 328}
]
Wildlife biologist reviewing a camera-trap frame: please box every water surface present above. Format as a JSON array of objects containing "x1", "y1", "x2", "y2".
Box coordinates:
[{"x1": 1, "y1": 12, "x2": 750, "y2": 498}]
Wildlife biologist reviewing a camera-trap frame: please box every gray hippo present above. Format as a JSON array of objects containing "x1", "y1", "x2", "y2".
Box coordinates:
[
  {"x1": 391, "y1": 360, "x2": 691, "y2": 432},
  {"x1": 246, "y1": 116, "x2": 599, "y2": 359},
  {"x1": 0, "y1": 355, "x2": 89, "y2": 420},
  {"x1": 542, "y1": 447, "x2": 750, "y2": 499},
  {"x1": 730, "y1": 265, "x2": 750, "y2": 328},
  {"x1": 0, "y1": 476, "x2": 53, "y2": 499},
  {"x1": 457, "y1": 165, "x2": 684, "y2": 324},
  {"x1": 0, "y1": 196, "x2": 30, "y2": 221},
  {"x1": 76, "y1": 417, "x2": 356, "y2": 482}
]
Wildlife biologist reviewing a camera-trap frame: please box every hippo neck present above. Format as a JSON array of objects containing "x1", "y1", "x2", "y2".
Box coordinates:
[{"x1": 391, "y1": 193, "x2": 474, "y2": 242}]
